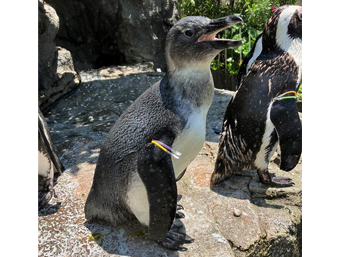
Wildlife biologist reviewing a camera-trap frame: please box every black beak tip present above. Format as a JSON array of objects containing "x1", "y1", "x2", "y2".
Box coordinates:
[{"x1": 228, "y1": 15, "x2": 243, "y2": 24}]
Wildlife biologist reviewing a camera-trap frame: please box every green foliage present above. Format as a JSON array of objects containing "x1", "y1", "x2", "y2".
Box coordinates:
[
  {"x1": 297, "y1": 84, "x2": 302, "y2": 102},
  {"x1": 179, "y1": 0, "x2": 297, "y2": 74}
]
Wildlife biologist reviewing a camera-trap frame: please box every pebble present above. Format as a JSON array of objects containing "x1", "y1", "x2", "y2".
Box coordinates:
[{"x1": 234, "y1": 209, "x2": 242, "y2": 217}]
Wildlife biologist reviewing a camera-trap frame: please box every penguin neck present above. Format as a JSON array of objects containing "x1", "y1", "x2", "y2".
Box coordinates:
[{"x1": 167, "y1": 65, "x2": 214, "y2": 110}]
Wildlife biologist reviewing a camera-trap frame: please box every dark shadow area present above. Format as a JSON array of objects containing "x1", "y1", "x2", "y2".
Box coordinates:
[
  {"x1": 211, "y1": 70, "x2": 238, "y2": 91},
  {"x1": 210, "y1": 171, "x2": 285, "y2": 209},
  {"x1": 38, "y1": 201, "x2": 62, "y2": 217},
  {"x1": 84, "y1": 219, "x2": 184, "y2": 256}
]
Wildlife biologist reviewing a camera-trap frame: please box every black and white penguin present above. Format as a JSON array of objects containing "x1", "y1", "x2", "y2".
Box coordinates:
[
  {"x1": 38, "y1": 109, "x2": 64, "y2": 209},
  {"x1": 85, "y1": 15, "x2": 243, "y2": 250},
  {"x1": 212, "y1": 5, "x2": 302, "y2": 187}
]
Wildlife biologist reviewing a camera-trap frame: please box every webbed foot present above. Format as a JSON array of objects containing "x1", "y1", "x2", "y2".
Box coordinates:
[
  {"x1": 270, "y1": 176, "x2": 294, "y2": 187},
  {"x1": 157, "y1": 222, "x2": 194, "y2": 251},
  {"x1": 258, "y1": 169, "x2": 294, "y2": 187},
  {"x1": 175, "y1": 210, "x2": 185, "y2": 219},
  {"x1": 38, "y1": 178, "x2": 55, "y2": 210},
  {"x1": 176, "y1": 195, "x2": 185, "y2": 218},
  {"x1": 177, "y1": 204, "x2": 184, "y2": 210}
]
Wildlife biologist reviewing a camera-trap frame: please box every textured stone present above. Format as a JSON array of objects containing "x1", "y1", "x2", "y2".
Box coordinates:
[
  {"x1": 45, "y1": 0, "x2": 179, "y2": 70},
  {"x1": 39, "y1": 0, "x2": 80, "y2": 113}
]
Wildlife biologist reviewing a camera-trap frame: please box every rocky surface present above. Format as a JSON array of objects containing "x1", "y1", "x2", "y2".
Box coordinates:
[
  {"x1": 39, "y1": 0, "x2": 80, "y2": 113},
  {"x1": 39, "y1": 64, "x2": 302, "y2": 256},
  {"x1": 45, "y1": 0, "x2": 179, "y2": 70}
]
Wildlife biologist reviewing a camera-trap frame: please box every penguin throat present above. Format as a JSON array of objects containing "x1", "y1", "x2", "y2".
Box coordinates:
[{"x1": 169, "y1": 67, "x2": 214, "y2": 109}]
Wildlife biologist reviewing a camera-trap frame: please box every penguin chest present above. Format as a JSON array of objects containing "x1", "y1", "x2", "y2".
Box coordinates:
[
  {"x1": 172, "y1": 111, "x2": 207, "y2": 178},
  {"x1": 38, "y1": 150, "x2": 53, "y2": 178}
]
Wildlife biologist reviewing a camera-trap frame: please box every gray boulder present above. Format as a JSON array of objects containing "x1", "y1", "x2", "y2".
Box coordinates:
[
  {"x1": 39, "y1": 0, "x2": 80, "y2": 113},
  {"x1": 44, "y1": 0, "x2": 179, "y2": 71}
]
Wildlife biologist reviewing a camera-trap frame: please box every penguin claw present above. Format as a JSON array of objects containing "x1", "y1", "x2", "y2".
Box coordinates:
[
  {"x1": 177, "y1": 194, "x2": 182, "y2": 202},
  {"x1": 177, "y1": 204, "x2": 184, "y2": 210},
  {"x1": 175, "y1": 211, "x2": 185, "y2": 219},
  {"x1": 157, "y1": 237, "x2": 188, "y2": 251},
  {"x1": 270, "y1": 176, "x2": 294, "y2": 187},
  {"x1": 156, "y1": 224, "x2": 194, "y2": 251}
]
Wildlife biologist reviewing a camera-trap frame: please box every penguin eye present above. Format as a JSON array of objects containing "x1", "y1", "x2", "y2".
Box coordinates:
[
  {"x1": 298, "y1": 12, "x2": 302, "y2": 21},
  {"x1": 184, "y1": 28, "x2": 195, "y2": 38}
]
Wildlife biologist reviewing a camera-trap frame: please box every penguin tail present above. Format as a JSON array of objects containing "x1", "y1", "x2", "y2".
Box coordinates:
[{"x1": 211, "y1": 148, "x2": 234, "y2": 186}]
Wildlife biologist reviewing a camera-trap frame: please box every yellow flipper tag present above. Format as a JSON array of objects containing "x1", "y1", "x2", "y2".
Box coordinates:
[{"x1": 151, "y1": 140, "x2": 181, "y2": 159}]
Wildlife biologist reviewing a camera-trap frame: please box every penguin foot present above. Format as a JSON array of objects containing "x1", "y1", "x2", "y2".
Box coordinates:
[
  {"x1": 175, "y1": 210, "x2": 185, "y2": 219},
  {"x1": 176, "y1": 196, "x2": 185, "y2": 218},
  {"x1": 177, "y1": 204, "x2": 184, "y2": 210},
  {"x1": 157, "y1": 223, "x2": 194, "y2": 251},
  {"x1": 38, "y1": 178, "x2": 55, "y2": 210},
  {"x1": 38, "y1": 190, "x2": 54, "y2": 210},
  {"x1": 258, "y1": 170, "x2": 294, "y2": 188},
  {"x1": 270, "y1": 176, "x2": 294, "y2": 187}
]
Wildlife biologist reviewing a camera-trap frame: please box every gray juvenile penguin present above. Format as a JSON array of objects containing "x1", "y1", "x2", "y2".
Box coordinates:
[
  {"x1": 85, "y1": 15, "x2": 243, "y2": 250},
  {"x1": 212, "y1": 5, "x2": 302, "y2": 187}
]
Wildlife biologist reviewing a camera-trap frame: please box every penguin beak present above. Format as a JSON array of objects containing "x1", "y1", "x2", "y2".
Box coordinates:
[{"x1": 197, "y1": 15, "x2": 244, "y2": 49}]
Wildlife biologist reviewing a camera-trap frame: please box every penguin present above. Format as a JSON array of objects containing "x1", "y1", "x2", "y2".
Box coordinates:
[
  {"x1": 211, "y1": 5, "x2": 302, "y2": 188},
  {"x1": 85, "y1": 15, "x2": 243, "y2": 250},
  {"x1": 38, "y1": 109, "x2": 64, "y2": 209},
  {"x1": 235, "y1": 33, "x2": 263, "y2": 88}
]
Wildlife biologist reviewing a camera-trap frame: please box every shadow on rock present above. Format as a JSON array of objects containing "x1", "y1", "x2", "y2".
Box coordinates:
[
  {"x1": 45, "y1": 69, "x2": 164, "y2": 177},
  {"x1": 210, "y1": 171, "x2": 284, "y2": 209},
  {"x1": 38, "y1": 202, "x2": 62, "y2": 217},
  {"x1": 84, "y1": 219, "x2": 182, "y2": 256}
]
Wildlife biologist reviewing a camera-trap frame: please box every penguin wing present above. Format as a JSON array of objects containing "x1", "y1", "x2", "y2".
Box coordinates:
[
  {"x1": 38, "y1": 110, "x2": 65, "y2": 175},
  {"x1": 137, "y1": 132, "x2": 177, "y2": 240},
  {"x1": 270, "y1": 99, "x2": 302, "y2": 171}
]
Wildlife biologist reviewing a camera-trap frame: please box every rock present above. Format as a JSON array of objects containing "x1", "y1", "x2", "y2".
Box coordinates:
[
  {"x1": 45, "y1": 0, "x2": 179, "y2": 71},
  {"x1": 39, "y1": 65, "x2": 302, "y2": 256},
  {"x1": 39, "y1": 0, "x2": 80, "y2": 113}
]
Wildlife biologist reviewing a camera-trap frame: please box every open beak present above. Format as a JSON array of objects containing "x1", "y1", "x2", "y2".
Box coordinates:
[{"x1": 197, "y1": 15, "x2": 244, "y2": 49}]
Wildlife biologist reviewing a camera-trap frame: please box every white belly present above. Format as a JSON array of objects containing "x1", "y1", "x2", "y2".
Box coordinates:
[
  {"x1": 126, "y1": 172, "x2": 150, "y2": 226},
  {"x1": 38, "y1": 151, "x2": 52, "y2": 178},
  {"x1": 172, "y1": 110, "x2": 207, "y2": 178},
  {"x1": 254, "y1": 105, "x2": 275, "y2": 170},
  {"x1": 126, "y1": 109, "x2": 208, "y2": 226}
]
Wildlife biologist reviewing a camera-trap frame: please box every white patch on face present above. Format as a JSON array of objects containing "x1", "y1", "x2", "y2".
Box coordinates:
[
  {"x1": 38, "y1": 151, "x2": 52, "y2": 178},
  {"x1": 172, "y1": 107, "x2": 208, "y2": 178},
  {"x1": 246, "y1": 36, "x2": 263, "y2": 71},
  {"x1": 126, "y1": 172, "x2": 150, "y2": 226},
  {"x1": 276, "y1": 6, "x2": 302, "y2": 85},
  {"x1": 254, "y1": 103, "x2": 275, "y2": 170}
]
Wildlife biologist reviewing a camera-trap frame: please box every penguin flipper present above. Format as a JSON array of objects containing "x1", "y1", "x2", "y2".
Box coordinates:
[
  {"x1": 270, "y1": 100, "x2": 302, "y2": 171},
  {"x1": 137, "y1": 134, "x2": 178, "y2": 241},
  {"x1": 38, "y1": 109, "x2": 65, "y2": 175}
]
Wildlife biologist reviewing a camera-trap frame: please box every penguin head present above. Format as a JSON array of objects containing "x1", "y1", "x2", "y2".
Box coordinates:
[
  {"x1": 165, "y1": 16, "x2": 243, "y2": 73},
  {"x1": 262, "y1": 5, "x2": 302, "y2": 52}
]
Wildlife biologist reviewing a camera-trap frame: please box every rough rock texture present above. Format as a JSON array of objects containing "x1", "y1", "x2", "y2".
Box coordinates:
[
  {"x1": 45, "y1": 0, "x2": 179, "y2": 71},
  {"x1": 38, "y1": 64, "x2": 302, "y2": 256},
  {"x1": 39, "y1": 0, "x2": 80, "y2": 113}
]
